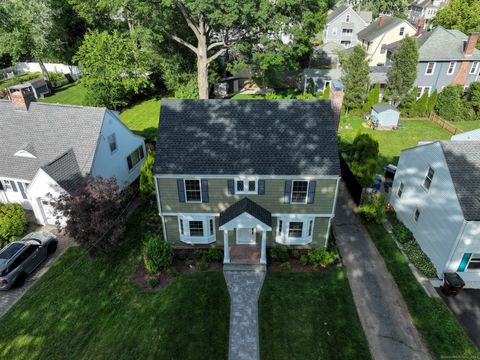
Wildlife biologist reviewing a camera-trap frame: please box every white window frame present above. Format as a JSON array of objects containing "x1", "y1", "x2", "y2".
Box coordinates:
[
  {"x1": 290, "y1": 180, "x2": 310, "y2": 204},
  {"x1": 470, "y1": 61, "x2": 479, "y2": 75},
  {"x1": 342, "y1": 28, "x2": 353, "y2": 37},
  {"x1": 341, "y1": 40, "x2": 351, "y2": 48},
  {"x1": 108, "y1": 133, "x2": 118, "y2": 153},
  {"x1": 467, "y1": 254, "x2": 480, "y2": 271},
  {"x1": 234, "y1": 177, "x2": 258, "y2": 195},
  {"x1": 416, "y1": 86, "x2": 423, "y2": 99},
  {"x1": 345, "y1": 14, "x2": 350, "y2": 23},
  {"x1": 413, "y1": 208, "x2": 420, "y2": 223},
  {"x1": 447, "y1": 61, "x2": 456, "y2": 75},
  {"x1": 1, "y1": 180, "x2": 13, "y2": 191},
  {"x1": 425, "y1": 62, "x2": 436, "y2": 75},
  {"x1": 399, "y1": 27, "x2": 405, "y2": 36},
  {"x1": 423, "y1": 166, "x2": 434, "y2": 191},
  {"x1": 178, "y1": 215, "x2": 216, "y2": 244},
  {"x1": 184, "y1": 179, "x2": 203, "y2": 203},
  {"x1": 275, "y1": 215, "x2": 314, "y2": 245},
  {"x1": 397, "y1": 181, "x2": 404, "y2": 198},
  {"x1": 127, "y1": 145, "x2": 145, "y2": 172}
]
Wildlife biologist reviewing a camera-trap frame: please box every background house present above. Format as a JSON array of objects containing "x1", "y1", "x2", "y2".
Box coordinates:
[
  {"x1": 409, "y1": 0, "x2": 449, "y2": 25},
  {"x1": 391, "y1": 141, "x2": 480, "y2": 288},
  {"x1": 386, "y1": 27, "x2": 480, "y2": 98},
  {"x1": 358, "y1": 15, "x2": 416, "y2": 66},
  {"x1": 323, "y1": 5, "x2": 372, "y2": 49},
  {"x1": 0, "y1": 85, "x2": 145, "y2": 225}
]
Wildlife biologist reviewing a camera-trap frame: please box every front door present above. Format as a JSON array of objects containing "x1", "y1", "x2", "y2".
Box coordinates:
[
  {"x1": 236, "y1": 228, "x2": 256, "y2": 245},
  {"x1": 41, "y1": 199, "x2": 56, "y2": 225}
]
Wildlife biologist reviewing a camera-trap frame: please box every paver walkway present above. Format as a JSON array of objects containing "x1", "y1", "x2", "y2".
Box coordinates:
[
  {"x1": 332, "y1": 183, "x2": 432, "y2": 360},
  {"x1": 224, "y1": 268, "x2": 265, "y2": 360}
]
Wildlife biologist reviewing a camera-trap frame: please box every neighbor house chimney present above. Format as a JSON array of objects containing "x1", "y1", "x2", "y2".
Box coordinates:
[
  {"x1": 7, "y1": 85, "x2": 35, "y2": 110},
  {"x1": 416, "y1": 18, "x2": 425, "y2": 37},
  {"x1": 329, "y1": 82, "x2": 344, "y2": 132},
  {"x1": 378, "y1": 15, "x2": 385, "y2": 27},
  {"x1": 464, "y1": 32, "x2": 479, "y2": 56}
]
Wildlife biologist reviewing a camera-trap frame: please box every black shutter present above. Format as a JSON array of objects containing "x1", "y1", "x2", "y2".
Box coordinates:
[
  {"x1": 177, "y1": 179, "x2": 185, "y2": 202},
  {"x1": 258, "y1": 180, "x2": 265, "y2": 195},
  {"x1": 201, "y1": 179, "x2": 209, "y2": 203},
  {"x1": 0, "y1": 181, "x2": 4, "y2": 191},
  {"x1": 284, "y1": 180, "x2": 292, "y2": 204},
  {"x1": 227, "y1": 179, "x2": 235, "y2": 195},
  {"x1": 307, "y1": 181, "x2": 316, "y2": 204}
]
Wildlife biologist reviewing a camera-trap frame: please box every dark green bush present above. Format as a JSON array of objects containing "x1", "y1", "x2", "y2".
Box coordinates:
[
  {"x1": 0, "y1": 203, "x2": 28, "y2": 247},
  {"x1": 185, "y1": 259, "x2": 194, "y2": 268},
  {"x1": 147, "y1": 276, "x2": 159, "y2": 288},
  {"x1": 175, "y1": 250, "x2": 189, "y2": 261},
  {"x1": 392, "y1": 221, "x2": 415, "y2": 244},
  {"x1": 202, "y1": 248, "x2": 223, "y2": 263},
  {"x1": 196, "y1": 261, "x2": 209, "y2": 271},
  {"x1": 356, "y1": 194, "x2": 386, "y2": 224},
  {"x1": 142, "y1": 234, "x2": 173, "y2": 273},
  {"x1": 292, "y1": 250, "x2": 301, "y2": 259},
  {"x1": 193, "y1": 249, "x2": 204, "y2": 260},
  {"x1": 280, "y1": 261, "x2": 291, "y2": 271},
  {"x1": 166, "y1": 267, "x2": 179, "y2": 277},
  {"x1": 307, "y1": 248, "x2": 336, "y2": 268},
  {"x1": 299, "y1": 255, "x2": 309, "y2": 266},
  {"x1": 270, "y1": 246, "x2": 289, "y2": 262}
]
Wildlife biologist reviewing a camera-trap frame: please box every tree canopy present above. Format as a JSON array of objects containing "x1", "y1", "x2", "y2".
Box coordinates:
[
  {"x1": 432, "y1": 0, "x2": 480, "y2": 41},
  {"x1": 341, "y1": 44, "x2": 370, "y2": 110}
]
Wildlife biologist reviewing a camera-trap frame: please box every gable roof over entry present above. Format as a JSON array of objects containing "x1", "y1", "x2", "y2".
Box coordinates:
[{"x1": 219, "y1": 198, "x2": 272, "y2": 230}]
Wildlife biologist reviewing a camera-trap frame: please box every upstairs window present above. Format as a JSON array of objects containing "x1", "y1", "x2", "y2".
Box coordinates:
[
  {"x1": 447, "y1": 62, "x2": 456, "y2": 75},
  {"x1": 127, "y1": 145, "x2": 145, "y2": 170},
  {"x1": 108, "y1": 133, "x2": 117, "y2": 153},
  {"x1": 288, "y1": 222, "x2": 303, "y2": 238},
  {"x1": 470, "y1": 62, "x2": 479, "y2": 75},
  {"x1": 399, "y1": 27, "x2": 405, "y2": 36},
  {"x1": 423, "y1": 167, "x2": 435, "y2": 190},
  {"x1": 185, "y1": 180, "x2": 202, "y2": 202},
  {"x1": 397, "y1": 182, "x2": 404, "y2": 198},
  {"x1": 342, "y1": 29, "x2": 353, "y2": 36},
  {"x1": 345, "y1": 14, "x2": 350, "y2": 22},
  {"x1": 235, "y1": 178, "x2": 257, "y2": 194},
  {"x1": 291, "y1": 181, "x2": 309, "y2": 204},
  {"x1": 425, "y1": 62, "x2": 436, "y2": 75}
]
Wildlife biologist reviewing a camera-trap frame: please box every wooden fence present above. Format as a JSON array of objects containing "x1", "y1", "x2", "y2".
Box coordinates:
[{"x1": 428, "y1": 113, "x2": 464, "y2": 135}]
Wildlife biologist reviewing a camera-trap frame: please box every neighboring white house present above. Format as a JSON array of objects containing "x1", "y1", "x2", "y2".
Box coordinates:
[
  {"x1": 0, "y1": 85, "x2": 146, "y2": 225},
  {"x1": 357, "y1": 15, "x2": 416, "y2": 66},
  {"x1": 391, "y1": 141, "x2": 480, "y2": 288},
  {"x1": 452, "y1": 129, "x2": 480, "y2": 141}
]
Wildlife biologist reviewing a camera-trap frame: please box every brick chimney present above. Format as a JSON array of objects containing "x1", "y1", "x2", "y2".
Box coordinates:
[
  {"x1": 7, "y1": 85, "x2": 35, "y2": 110},
  {"x1": 416, "y1": 18, "x2": 425, "y2": 37},
  {"x1": 329, "y1": 82, "x2": 344, "y2": 132},
  {"x1": 464, "y1": 32, "x2": 479, "y2": 56},
  {"x1": 378, "y1": 15, "x2": 385, "y2": 28}
]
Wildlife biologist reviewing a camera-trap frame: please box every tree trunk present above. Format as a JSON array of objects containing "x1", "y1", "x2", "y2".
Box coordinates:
[
  {"x1": 197, "y1": 34, "x2": 209, "y2": 99},
  {"x1": 38, "y1": 59, "x2": 53, "y2": 92}
]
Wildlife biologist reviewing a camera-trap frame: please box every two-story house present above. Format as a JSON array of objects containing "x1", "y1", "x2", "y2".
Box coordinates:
[
  {"x1": 386, "y1": 27, "x2": 480, "y2": 98},
  {"x1": 0, "y1": 84, "x2": 146, "y2": 225},
  {"x1": 409, "y1": 0, "x2": 448, "y2": 25},
  {"x1": 153, "y1": 100, "x2": 341, "y2": 265},
  {"x1": 323, "y1": 5, "x2": 372, "y2": 49},
  {"x1": 358, "y1": 15, "x2": 416, "y2": 66},
  {"x1": 391, "y1": 141, "x2": 480, "y2": 288}
]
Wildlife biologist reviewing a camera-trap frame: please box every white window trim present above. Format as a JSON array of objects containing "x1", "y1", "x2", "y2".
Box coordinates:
[
  {"x1": 470, "y1": 61, "x2": 479, "y2": 75},
  {"x1": 275, "y1": 215, "x2": 314, "y2": 245},
  {"x1": 184, "y1": 179, "x2": 203, "y2": 203},
  {"x1": 234, "y1": 177, "x2": 258, "y2": 195},
  {"x1": 466, "y1": 254, "x2": 480, "y2": 271},
  {"x1": 413, "y1": 208, "x2": 420, "y2": 223},
  {"x1": 290, "y1": 180, "x2": 310, "y2": 204},
  {"x1": 425, "y1": 62, "x2": 436, "y2": 75},
  {"x1": 447, "y1": 61, "x2": 456, "y2": 75},
  {"x1": 422, "y1": 166, "x2": 434, "y2": 191},
  {"x1": 127, "y1": 145, "x2": 145, "y2": 173},
  {"x1": 178, "y1": 215, "x2": 216, "y2": 244}
]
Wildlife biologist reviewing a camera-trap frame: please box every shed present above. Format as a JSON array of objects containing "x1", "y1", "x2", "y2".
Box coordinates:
[
  {"x1": 370, "y1": 104, "x2": 400, "y2": 129},
  {"x1": 24, "y1": 78, "x2": 50, "y2": 99}
]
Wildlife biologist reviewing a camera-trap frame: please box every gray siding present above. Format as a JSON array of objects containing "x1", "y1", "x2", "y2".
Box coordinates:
[
  {"x1": 415, "y1": 61, "x2": 480, "y2": 92},
  {"x1": 323, "y1": 7, "x2": 367, "y2": 47}
]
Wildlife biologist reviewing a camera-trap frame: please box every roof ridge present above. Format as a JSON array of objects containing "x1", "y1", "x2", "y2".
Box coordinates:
[{"x1": 33, "y1": 101, "x2": 107, "y2": 111}]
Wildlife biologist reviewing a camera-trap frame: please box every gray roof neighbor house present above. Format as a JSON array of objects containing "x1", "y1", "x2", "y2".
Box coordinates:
[
  {"x1": 154, "y1": 100, "x2": 341, "y2": 176},
  {"x1": 357, "y1": 16, "x2": 407, "y2": 42}
]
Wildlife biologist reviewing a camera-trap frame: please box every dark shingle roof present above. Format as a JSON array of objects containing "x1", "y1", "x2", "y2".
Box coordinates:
[
  {"x1": 154, "y1": 100, "x2": 340, "y2": 176},
  {"x1": 327, "y1": 5, "x2": 349, "y2": 22},
  {"x1": 372, "y1": 104, "x2": 399, "y2": 113},
  {"x1": 0, "y1": 100, "x2": 106, "y2": 181},
  {"x1": 219, "y1": 198, "x2": 272, "y2": 227},
  {"x1": 42, "y1": 149, "x2": 83, "y2": 193},
  {"x1": 358, "y1": 16, "x2": 411, "y2": 42},
  {"x1": 440, "y1": 141, "x2": 480, "y2": 221}
]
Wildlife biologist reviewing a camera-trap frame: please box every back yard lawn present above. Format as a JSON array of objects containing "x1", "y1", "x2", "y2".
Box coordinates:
[
  {"x1": 339, "y1": 116, "x2": 451, "y2": 170},
  {"x1": 259, "y1": 271, "x2": 371, "y2": 360},
  {"x1": 454, "y1": 120, "x2": 480, "y2": 132},
  {"x1": 0, "y1": 206, "x2": 230, "y2": 360},
  {"x1": 39, "y1": 82, "x2": 88, "y2": 106}
]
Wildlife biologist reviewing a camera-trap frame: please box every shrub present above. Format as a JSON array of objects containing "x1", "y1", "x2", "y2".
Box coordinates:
[
  {"x1": 142, "y1": 234, "x2": 173, "y2": 273},
  {"x1": 402, "y1": 242, "x2": 437, "y2": 278},
  {"x1": 356, "y1": 194, "x2": 387, "y2": 224},
  {"x1": 435, "y1": 85, "x2": 472, "y2": 122},
  {"x1": 350, "y1": 133, "x2": 379, "y2": 187},
  {"x1": 202, "y1": 248, "x2": 223, "y2": 263},
  {"x1": 0, "y1": 203, "x2": 28, "y2": 247},
  {"x1": 270, "y1": 246, "x2": 289, "y2": 262},
  {"x1": 196, "y1": 261, "x2": 209, "y2": 271},
  {"x1": 185, "y1": 259, "x2": 194, "y2": 268},
  {"x1": 176, "y1": 250, "x2": 189, "y2": 261},
  {"x1": 280, "y1": 261, "x2": 291, "y2": 271},
  {"x1": 308, "y1": 248, "x2": 336, "y2": 268},
  {"x1": 392, "y1": 221, "x2": 415, "y2": 244},
  {"x1": 193, "y1": 249, "x2": 205, "y2": 260},
  {"x1": 292, "y1": 250, "x2": 301, "y2": 259},
  {"x1": 139, "y1": 149, "x2": 156, "y2": 201},
  {"x1": 147, "y1": 276, "x2": 159, "y2": 288},
  {"x1": 166, "y1": 267, "x2": 179, "y2": 277},
  {"x1": 300, "y1": 255, "x2": 309, "y2": 266}
]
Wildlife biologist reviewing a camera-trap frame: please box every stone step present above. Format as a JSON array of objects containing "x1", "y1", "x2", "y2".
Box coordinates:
[
  {"x1": 230, "y1": 259, "x2": 261, "y2": 265},
  {"x1": 223, "y1": 263, "x2": 266, "y2": 272}
]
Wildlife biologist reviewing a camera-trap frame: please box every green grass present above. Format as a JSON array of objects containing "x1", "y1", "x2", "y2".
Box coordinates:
[
  {"x1": 454, "y1": 120, "x2": 480, "y2": 132},
  {"x1": 119, "y1": 97, "x2": 161, "y2": 142},
  {"x1": 39, "y1": 82, "x2": 89, "y2": 106},
  {"x1": 339, "y1": 116, "x2": 452, "y2": 169},
  {"x1": 231, "y1": 89, "x2": 303, "y2": 99},
  {"x1": 259, "y1": 271, "x2": 371, "y2": 360},
  {"x1": 363, "y1": 221, "x2": 479, "y2": 359},
  {"x1": 0, "y1": 206, "x2": 230, "y2": 360}
]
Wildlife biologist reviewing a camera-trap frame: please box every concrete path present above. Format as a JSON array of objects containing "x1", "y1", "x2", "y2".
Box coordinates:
[
  {"x1": 0, "y1": 226, "x2": 74, "y2": 317},
  {"x1": 332, "y1": 184, "x2": 432, "y2": 360},
  {"x1": 224, "y1": 268, "x2": 265, "y2": 360}
]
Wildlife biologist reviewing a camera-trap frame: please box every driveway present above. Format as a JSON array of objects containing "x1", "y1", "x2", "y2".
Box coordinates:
[
  {"x1": 0, "y1": 225, "x2": 74, "y2": 317},
  {"x1": 437, "y1": 288, "x2": 480, "y2": 349}
]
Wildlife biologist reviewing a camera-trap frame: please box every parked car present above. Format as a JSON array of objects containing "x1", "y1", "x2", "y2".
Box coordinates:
[{"x1": 0, "y1": 232, "x2": 58, "y2": 290}]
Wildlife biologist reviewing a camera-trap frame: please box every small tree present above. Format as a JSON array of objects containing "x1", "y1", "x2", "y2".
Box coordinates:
[
  {"x1": 399, "y1": 89, "x2": 417, "y2": 117},
  {"x1": 341, "y1": 45, "x2": 370, "y2": 111},
  {"x1": 426, "y1": 89, "x2": 438, "y2": 115},
  {"x1": 387, "y1": 36, "x2": 419, "y2": 106},
  {"x1": 415, "y1": 91, "x2": 430, "y2": 117},
  {"x1": 363, "y1": 83, "x2": 381, "y2": 112},
  {"x1": 305, "y1": 78, "x2": 315, "y2": 95},
  {"x1": 351, "y1": 133, "x2": 379, "y2": 187},
  {"x1": 466, "y1": 82, "x2": 480, "y2": 119},
  {"x1": 53, "y1": 176, "x2": 128, "y2": 257},
  {"x1": 0, "y1": 204, "x2": 28, "y2": 247},
  {"x1": 140, "y1": 149, "x2": 156, "y2": 201},
  {"x1": 435, "y1": 85, "x2": 470, "y2": 122},
  {"x1": 142, "y1": 234, "x2": 173, "y2": 273}
]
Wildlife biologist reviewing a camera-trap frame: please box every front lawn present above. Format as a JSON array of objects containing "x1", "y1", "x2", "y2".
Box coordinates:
[
  {"x1": 259, "y1": 271, "x2": 371, "y2": 360},
  {"x1": 363, "y1": 221, "x2": 479, "y2": 359},
  {"x1": 339, "y1": 116, "x2": 452, "y2": 169},
  {"x1": 0, "y1": 206, "x2": 230, "y2": 360}
]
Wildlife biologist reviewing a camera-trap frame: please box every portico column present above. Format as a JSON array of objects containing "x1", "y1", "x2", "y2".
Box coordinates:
[
  {"x1": 223, "y1": 230, "x2": 230, "y2": 263},
  {"x1": 260, "y1": 230, "x2": 267, "y2": 265}
]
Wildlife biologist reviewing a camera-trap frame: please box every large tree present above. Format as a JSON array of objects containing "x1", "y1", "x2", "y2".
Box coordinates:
[
  {"x1": 432, "y1": 0, "x2": 480, "y2": 41},
  {"x1": 387, "y1": 36, "x2": 419, "y2": 106},
  {"x1": 341, "y1": 44, "x2": 370, "y2": 110}
]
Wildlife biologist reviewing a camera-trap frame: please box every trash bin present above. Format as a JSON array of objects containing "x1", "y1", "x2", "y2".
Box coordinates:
[{"x1": 441, "y1": 273, "x2": 465, "y2": 296}]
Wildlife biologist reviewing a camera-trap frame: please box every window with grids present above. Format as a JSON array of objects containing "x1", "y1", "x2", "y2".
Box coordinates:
[
  {"x1": 470, "y1": 62, "x2": 479, "y2": 75},
  {"x1": 291, "y1": 181, "x2": 308, "y2": 203},
  {"x1": 288, "y1": 222, "x2": 303, "y2": 238},
  {"x1": 127, "y1": 145, "x2": 145, "y2": 170},
  {"x1": 185, "y1": 180, "x2": 201, "y2": 202},
  {"x1": 467, "y1": 254, "x2": 480, "y2": 270},
  {"x1": 447, "y1": 62, "x2": 456, "y2": 75},
  {"x1": 397, "y1": 182, "x2": 404, "y2": 198},
  {"x1": 235, "y1": 179, "x2": 257, "y2": 194},
  {"x1": 423, "y1": 167, "x2": 434, "y2": 190},
  {"x1": 189, "y1": 221, "x2": 204, "y2": 236},
  {"x1": 425, "y1": 62, "x2": 435, "y2": 75}
]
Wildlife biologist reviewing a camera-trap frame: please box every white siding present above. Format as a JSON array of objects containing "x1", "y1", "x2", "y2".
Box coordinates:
[
  {"x1": 91, "y1": 110, "x2": 145, "y2": 187},
  {"x1": 451, "y1": 129, "x2": 480, "y2": 141},
  {"x1": 0, "y1": 178, "x2": 32, "y2": 210},
  {"x1": 391, "y1": 142, "x2": 465, "y2": 277}
]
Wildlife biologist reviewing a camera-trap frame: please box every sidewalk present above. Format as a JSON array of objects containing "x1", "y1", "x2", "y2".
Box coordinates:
[{"x1": 332, "y1": 184, "x2": 432, "y2": 360}]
